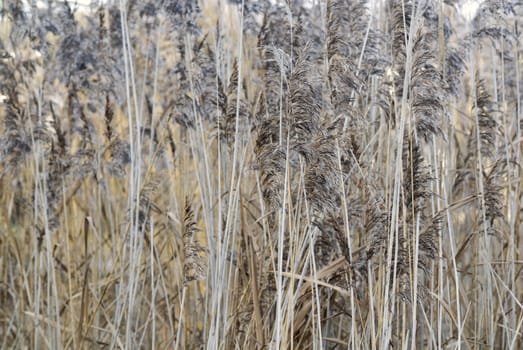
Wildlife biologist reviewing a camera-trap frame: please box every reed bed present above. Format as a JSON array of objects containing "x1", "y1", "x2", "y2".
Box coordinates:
[{"x1": 0, "y1": 0, "x2": 522, "y2": 349}]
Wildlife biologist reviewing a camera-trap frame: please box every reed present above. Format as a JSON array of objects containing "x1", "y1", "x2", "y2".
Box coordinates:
[{"x1": 0, "y1": 0, "x2": 522, "y2": 349}]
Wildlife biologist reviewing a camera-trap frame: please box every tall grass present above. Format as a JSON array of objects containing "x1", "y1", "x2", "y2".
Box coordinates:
[{"x1": 0, "y1": 0, "x2": 522, "y2": 349}]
